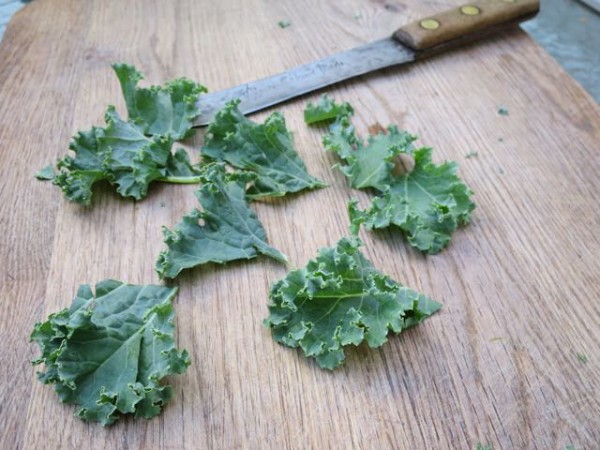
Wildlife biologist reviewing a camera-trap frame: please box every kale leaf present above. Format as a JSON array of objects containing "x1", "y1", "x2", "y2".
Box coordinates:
[
  {"x1": 156, "y1": 162, "x2": 287, "y2": 279},
  {"x1": 30, "y1": 280, "x2": 190, "y2": 426},
  {"x1": 50, "y1": 107, "x2": 200, "y2": 205},
  {"x1": 38, "y1": 64, "x2": 206, "y2": 205},
  {"x1": 318, "y1": 99, "x2": 475, "y2": 254},
  {"x1": 202, "y1": 99, "x2": 326, "y2": 199},
  {"x1": 112, "y1": 63, "x2": 207, "y2": 140},
  {"x1": 265, "y1": 236, "x2": 441, "y2": 370}
]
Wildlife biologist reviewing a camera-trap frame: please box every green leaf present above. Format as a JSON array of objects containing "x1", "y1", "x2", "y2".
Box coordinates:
[
  {"x1": 202, "y1": 99, "x2": 326, "y2": 199},
  {"x1": 156, "y1": 162, "x2": 287, "y2": 279},
  {"x1": 265, "y1": 236, "x2": 441, "y2": 370},
  {"x1": 39, "y1": 63, "x2": 206, "y2": 203},
  {"x1": 304, "y1": 94, "x2": 354, "y2": 125},
  {"x1": 112, "y1": 63, "x2": 207, "y2": 140},
  {"x1": 349, "y1": 148, "x2": 475, "y2": 254},
  {"x1": 30, "y1": 280, "x2": 190, "y2": 426},
  {"x1": 325, "y1": 108, "x2": 475, "y2": 254},
  {"x1": 50, "y1": 107, "x2": 199, "y2": 205}
]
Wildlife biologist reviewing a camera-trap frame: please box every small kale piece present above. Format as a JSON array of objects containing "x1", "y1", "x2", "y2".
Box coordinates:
[
  {"x1": 156, "y1": 162, "x2": 287, "y2": 279},
  {"x1": 265, "y1": 236, "x2": 441, "y2": 370},
  {"x1": 50, "y1": 107, "x2": 200, "y2": 205},
  {"x1": 35, "y1": 165, "x2": 55, "y2": 180},
  {"x1": 324, "y1": 104, "x2": 475, "y2": 254},
  {"x1": 112, "y1": 63, "x2": 207, "y2": 140},
  {"x1": 476, "y1": 444, "x2": 493, "y2": 450},
  {"x1": 30, "y1": 280, "x2": 190, "y2": 426},
  {"x1": 304, "y1": 94, "x2": 354, "y2": 125},
  {"x1": 202, "y1": 99, "x2": 326, "y2": 199}
]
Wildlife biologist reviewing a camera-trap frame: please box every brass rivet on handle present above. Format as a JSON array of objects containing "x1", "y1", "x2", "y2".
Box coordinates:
[
  {"x1": 460, "y1": 5, "x2": 481, "y2": 15},
  {"x1": 420, "y1": 19, "x2": 440, "y2": 30}
]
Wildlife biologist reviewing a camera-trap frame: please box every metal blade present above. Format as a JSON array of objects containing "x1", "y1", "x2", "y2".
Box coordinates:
[{"x1": 194, "y1": 37, "x2": 414, "y2": 126}]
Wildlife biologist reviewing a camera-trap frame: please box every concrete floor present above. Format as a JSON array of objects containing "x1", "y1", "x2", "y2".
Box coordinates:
[
  {"x1": 1, "y1": 0, "x2": 598, "y2": 101},
  {"x1": 522, "y1": 0, "x2": 600, "y2": 101}
]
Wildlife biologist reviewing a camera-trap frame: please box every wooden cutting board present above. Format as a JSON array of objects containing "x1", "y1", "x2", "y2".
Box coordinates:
[{"x1": 1, "y1": 0, "x2": 598, "y2": 448}]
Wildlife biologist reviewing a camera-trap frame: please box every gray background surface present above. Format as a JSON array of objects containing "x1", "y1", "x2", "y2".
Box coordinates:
[{"x1": 1, "y1": 0, "x2": 598, "y2": 101}]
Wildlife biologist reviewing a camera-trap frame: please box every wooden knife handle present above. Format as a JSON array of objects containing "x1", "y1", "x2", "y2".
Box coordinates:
[{"x1": 393, "y1": 0, "x2": 539, "y2": 52}]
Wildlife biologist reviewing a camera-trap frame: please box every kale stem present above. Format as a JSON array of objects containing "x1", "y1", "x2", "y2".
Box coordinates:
[{"x1": 159, "y1": 176, "x2": 202, "y2": 184}]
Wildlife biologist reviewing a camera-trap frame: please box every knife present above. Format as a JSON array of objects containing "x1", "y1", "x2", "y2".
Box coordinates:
[{"x1": 194, "y1": 0, "x2": 539, "y2": 126}]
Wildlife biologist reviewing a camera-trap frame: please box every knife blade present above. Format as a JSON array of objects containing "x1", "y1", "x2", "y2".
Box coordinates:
[{"x1": 194, "y1": 0, "x2": 539, "y2": 126}]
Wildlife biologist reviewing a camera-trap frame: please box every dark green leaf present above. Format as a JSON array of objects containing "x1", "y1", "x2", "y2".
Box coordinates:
[
  {"x1": 265, "y1": 236, "x2": 441, "y2": 370},
  {"x1": 50, "y1": 107, "x2": 198, "y2": 205},
  {"x1": 30, "y1": 280, "x2": 190, "y2": 426},
  {"x1": 112, "y1": 63, "x2": 207, "y2": 140},
  {"x1": 325, "y1": 106, "x2": 475, "y2": 254},
  {"x1": 156, "y1": 162, "x2": 287, "y2": 279},
  {"x1": 202, "y1": 99, "x2": 326, "y2": 199}
]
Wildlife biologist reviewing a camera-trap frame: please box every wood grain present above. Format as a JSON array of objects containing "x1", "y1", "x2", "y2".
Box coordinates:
[{"x1": 1, "y1": 0, "x2": 599, "y2": 449}]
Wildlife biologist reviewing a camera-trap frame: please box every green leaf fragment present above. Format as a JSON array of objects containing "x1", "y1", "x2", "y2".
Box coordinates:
[
  {"x1": 30, "y1": 280, "x2": 190, "y2": 426},
  {"x1": 265, "y1": 236, "x2": 441, "y2": 370},
  {"x1": 304, "y1": 94, "x2": 354, "y2": 125},
  {"x1": 112, "y1": 63, "x2": 207, "y2": 140},
  {"x1": 278, "y1": 20, "x2": 291, "y2": 28},
  {"x1": 476, "y1": 443, "x2": 493, "y2": 450},
  {"x1": 202, "y1": 99, "x2": 326, "y2": 199},
  {"x1": 35, "y1": 165, "x2": 55, "y2": 180},
  {"x1": 324, "y1": 105, "x2": 475, "y2": 254},
  {"x1": 156, "y1": 162, "x2": 287, "y2": 279}
]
